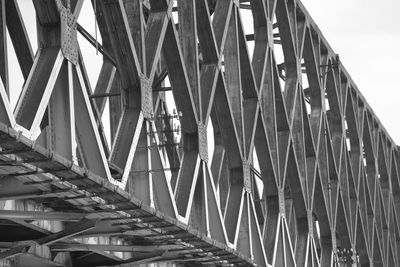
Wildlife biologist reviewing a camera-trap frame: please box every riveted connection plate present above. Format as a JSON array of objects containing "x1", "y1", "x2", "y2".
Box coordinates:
[
  {"x1": 60, "y1": 7, "x2": 78, "y2": 65},
  {"x1": 243, "y1": 161, "x2": 251, "y2": 193},
  {"x1": 141, "y1": 74, "x2": 154, "y2": 120},
  {"x1": 198, "y1": 123, "x2": 208, "y2": 162}
]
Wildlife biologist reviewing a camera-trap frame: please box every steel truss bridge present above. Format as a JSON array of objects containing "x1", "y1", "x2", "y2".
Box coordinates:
[{"x1": 0, "y1": 0, "x2": 398, "y2": 266}]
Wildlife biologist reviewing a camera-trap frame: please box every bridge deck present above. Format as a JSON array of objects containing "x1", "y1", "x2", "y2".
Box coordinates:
[{"x1": 0, "y1": 123, "x2": 254, "y2": 266}]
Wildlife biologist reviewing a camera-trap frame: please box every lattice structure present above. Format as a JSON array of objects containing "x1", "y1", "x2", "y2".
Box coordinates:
[{"x1": 0, "y1": 0, "x2": 399, "y2": 266}]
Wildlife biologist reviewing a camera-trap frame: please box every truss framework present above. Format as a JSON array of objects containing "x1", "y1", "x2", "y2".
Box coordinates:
[{"x1": 0, "y1": 0, "x2": 398, "y2": 266}]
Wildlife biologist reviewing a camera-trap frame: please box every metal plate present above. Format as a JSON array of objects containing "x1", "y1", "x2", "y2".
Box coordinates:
[
  {"x1": 141, "y1": 74, "x2": 154, "y2": 120},
  {"x1": 198, "y1": 122, "x2": 208, "y2": 162},
  {"x1": 60, "y1": 7, "x2": 78, "y2": 65},
  {"x1": 278, "y1": 187, "x2": 286, "y2": 218},
  {"x1": 267, "y1": 20, "x2": 274, "y2": 48},
  {"x1": 243, "y1": 161, "x2": 251, "y2": 193}
]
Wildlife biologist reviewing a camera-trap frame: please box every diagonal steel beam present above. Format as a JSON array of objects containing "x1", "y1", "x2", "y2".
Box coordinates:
[{"x1": 0, "y1": 219, "x2": 97, "y2": 260}]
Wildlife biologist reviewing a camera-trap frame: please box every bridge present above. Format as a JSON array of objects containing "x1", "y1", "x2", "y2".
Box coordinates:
[{"x1": 0, "y1": 0, "x2": 398, "y2": 266}]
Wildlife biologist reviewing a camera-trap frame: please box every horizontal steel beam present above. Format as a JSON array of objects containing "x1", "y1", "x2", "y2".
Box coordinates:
[
  {"x1": 49, "y1": 243, "x2": 183, "y2": 253},
  {"x1": 0, "y1": 210, "x2": 86, "y2": 221}
]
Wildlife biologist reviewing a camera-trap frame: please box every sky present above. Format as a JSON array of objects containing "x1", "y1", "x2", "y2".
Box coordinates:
[
  {"x1": 301, "y1": 0, "x2": 400, "y2": 144},
  {"x1": 9, "y1": 0, "x2": 400, "y2": 146}
]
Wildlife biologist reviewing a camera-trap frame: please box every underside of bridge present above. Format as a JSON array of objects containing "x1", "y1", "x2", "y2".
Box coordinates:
[{"x1": 0, "y1": 0, "x2": 398, "y2": 266}]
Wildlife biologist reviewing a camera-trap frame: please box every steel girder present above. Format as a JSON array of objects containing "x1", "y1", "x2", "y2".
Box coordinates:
[{"x1": 0, "y1": 0, "x2": 398, "y2": 266}]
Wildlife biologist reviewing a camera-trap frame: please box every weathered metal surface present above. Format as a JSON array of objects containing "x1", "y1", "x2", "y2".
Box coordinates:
[
  {"x1": 0, "y1": 0, "x2": 398, "y2": 266},
  {"x1": 60, "y1": 6, "x2": 78, "y2": 65}
]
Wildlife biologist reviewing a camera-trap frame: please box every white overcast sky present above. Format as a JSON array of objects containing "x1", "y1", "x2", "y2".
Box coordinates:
[
  {"x1": 12, "y1": 0, "x2": 400, "y2": 145},
  {"x1": 301, "y1": 0, "x2": 400, "y2": 144}
]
